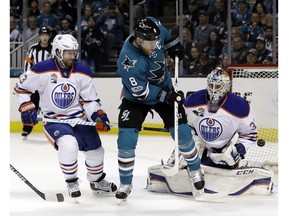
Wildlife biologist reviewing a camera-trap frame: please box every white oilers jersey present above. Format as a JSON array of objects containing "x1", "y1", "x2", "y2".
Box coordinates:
[
  {"x1": 14, "y1": 59, "x2": 101, "y2": 120},
  {"x1": 184, "y1": 89, "x2": 258, "y2": 151}
]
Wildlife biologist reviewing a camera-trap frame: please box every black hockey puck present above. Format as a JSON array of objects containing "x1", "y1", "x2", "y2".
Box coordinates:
[{"x1": 257, "y1": 139, "x2": 265, "y2": 147}]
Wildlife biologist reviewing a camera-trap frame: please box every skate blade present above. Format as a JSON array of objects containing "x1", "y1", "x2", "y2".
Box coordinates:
[
  {"x1": 72, "y1": 197, "x2": 80, "y2": 204},
  {"x1": 22, "y1": 136, "x2": 27, "y2": 140},
  {"x1": 117, "y1": 198, "x2": 127, "y2": 205}
]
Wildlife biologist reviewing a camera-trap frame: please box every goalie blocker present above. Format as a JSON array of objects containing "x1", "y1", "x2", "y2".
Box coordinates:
[{"x1": 147, "y1": 164, "x2": 273, "y2": 196}]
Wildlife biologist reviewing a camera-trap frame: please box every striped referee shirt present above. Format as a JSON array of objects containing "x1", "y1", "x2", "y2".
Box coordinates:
[{"x1": 24, "y1": 42, "x2": 53, "y2": 72}]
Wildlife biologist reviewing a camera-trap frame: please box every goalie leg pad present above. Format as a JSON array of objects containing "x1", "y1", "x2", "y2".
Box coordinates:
[
  {"x1": 147, "y1": 164, "x2": 274, "y2": 196},
  {"x1": 202, "y1": 165, "x2": 274, "y2": 196}
]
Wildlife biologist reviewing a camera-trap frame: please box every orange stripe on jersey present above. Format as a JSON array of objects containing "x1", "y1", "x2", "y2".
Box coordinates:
[
  {"x1": 43, "y1": 129, "x2": 57, "y2": 149},
  {"x1": 13, "y1": 87, "x2": 32, "y2": 94},
  {"x1": 25, "y1": 55, "x2": 33, "y2": 64}
]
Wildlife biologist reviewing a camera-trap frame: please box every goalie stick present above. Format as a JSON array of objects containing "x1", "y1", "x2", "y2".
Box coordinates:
[
  {"x1": 161, "y1": 56, "x2": 180, "y2": 176},
  {"x1": 10, "y1": 164, "x2": 64, "y2": 202},
  {"x1": 37, "y1": 117, "x2": 169, "y2": 132}
]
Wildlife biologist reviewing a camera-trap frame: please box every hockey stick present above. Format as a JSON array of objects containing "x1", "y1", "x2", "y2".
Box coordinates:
[
  {"x1": 37, "y1": 117, "x2": 169, "y2": 132},
  {"x1": 10, "y1": 164, "x2": 64, "y2": 202},
  {"x1": 161, "y1": 56, "x2": 180, "y2": 176}
]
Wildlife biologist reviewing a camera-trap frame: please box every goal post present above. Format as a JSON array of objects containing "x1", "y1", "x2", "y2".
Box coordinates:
[{"x1": 227, "y1": 64, "x2": 278, "y2": 168}]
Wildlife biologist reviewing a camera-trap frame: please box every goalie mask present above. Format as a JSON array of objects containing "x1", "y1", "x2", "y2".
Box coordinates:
[
  {"x1": 207, "y1": 68, "x2": 231, "y2": 111},
  {"x1": 52, "y1": 34, "x2": 79, "y2": 68}
]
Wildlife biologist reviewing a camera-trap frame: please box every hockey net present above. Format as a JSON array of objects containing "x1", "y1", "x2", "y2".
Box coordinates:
[{"x1": 227, "y1": 64, "x2": 278, "y2": 170}]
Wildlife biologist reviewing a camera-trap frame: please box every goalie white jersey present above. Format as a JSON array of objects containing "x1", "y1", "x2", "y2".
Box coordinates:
[
  {"x1": 14, "y1": 59, "x2": 102, "y2": 120},
  {"x1": 184, "y1": 89, "x2": 258, "y2": 152}
]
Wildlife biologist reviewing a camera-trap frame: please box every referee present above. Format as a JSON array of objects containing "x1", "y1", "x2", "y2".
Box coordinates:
[{"x1": 22, "y1": 26, "x2": 52, "y2": 139}]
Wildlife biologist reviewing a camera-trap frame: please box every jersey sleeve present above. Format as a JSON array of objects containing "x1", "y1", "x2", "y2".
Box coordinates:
[
  {"x1": 236, "y1": 104, "x2": 258, "y2": 153},
  {"x1": 78, "y1": 74, "x2": 102, "y2": 121},
  {"x1": 14, "y1": 70, "x2": 42, "y2": 105}
]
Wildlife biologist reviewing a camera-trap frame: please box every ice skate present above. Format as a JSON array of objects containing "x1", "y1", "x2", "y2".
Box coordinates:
[
  {"x1": 21, "y1": 132, "x2": 28, "y2": 140},
  {"x1": 187, "y1": 168, "x2": 205, "y2": 190},
  {"x1": 90, "y1": 173, "x2": 117, "y2": 195},
  {"x1": 66, "y1": 178, "x2": 81, "y2": 203},
  {"x1": 115, "y1": 183, "x2": 133, "y2": 205}
]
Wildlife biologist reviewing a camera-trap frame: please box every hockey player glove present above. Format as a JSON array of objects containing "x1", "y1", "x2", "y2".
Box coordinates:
[
  {"x1": 163, "y1": 36, "x2": 185, "y2": 61},
  {"x1": 209, "y1": 144, "x2": 240, "y2": 167},
  {"x1": 19, "y1": 101, "x2": 38, "y2": 126},
  {"x1": 91, "y1": 109, "x2": 110, "y2": 132},
  {"x1": 158, "y1": 87, "x2": 184, "y2": 105}
]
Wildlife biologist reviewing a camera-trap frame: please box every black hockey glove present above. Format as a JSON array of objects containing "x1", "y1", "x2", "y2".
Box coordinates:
[
  {"x1": 158, "y1": 87, "x2": 184, "y2": 105},
  {"x1": 163, "y1": 36, "x2": 185, "y2": 61}
]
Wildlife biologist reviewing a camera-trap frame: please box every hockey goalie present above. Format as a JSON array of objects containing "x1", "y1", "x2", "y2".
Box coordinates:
[{"x1": 147, "y1": 68, "x2": 274, "y2": 197}]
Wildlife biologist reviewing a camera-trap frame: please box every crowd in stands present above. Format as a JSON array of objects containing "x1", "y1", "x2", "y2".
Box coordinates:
[{"x1": 10, "y1": 0, "x2": 278, "y2": 76}]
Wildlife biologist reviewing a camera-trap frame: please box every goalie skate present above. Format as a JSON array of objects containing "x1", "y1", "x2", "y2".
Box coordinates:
[
  {"x1": 115, "y1": 183, "x2": 133, "y2": 205},
  {"x1": 90, "y1": 173, "x2": 117, "y2": 195},
  {"x1": 66, "y1": 178, "x2": 81, "y2": 203}
]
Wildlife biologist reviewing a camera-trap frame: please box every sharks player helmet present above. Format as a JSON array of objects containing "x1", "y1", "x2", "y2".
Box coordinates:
[
  {"x1": 134, "y1": 18, "x2": 160, "y2": 41},
  {"x1": 207, "y1": 67, "x2": 231, "y2": 103},
  {"x1": 52, "y1": 34, "x2": 79, "y2": 65}
]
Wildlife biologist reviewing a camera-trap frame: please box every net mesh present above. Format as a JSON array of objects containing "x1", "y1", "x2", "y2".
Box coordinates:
[{"x1": 228, "y1": 65, "x2": 278, "y2": 169}]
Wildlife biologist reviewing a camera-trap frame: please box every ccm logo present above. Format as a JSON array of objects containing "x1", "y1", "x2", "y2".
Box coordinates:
[{"x1": 236, "y1": 169, "x2": 254, "y2": 175}]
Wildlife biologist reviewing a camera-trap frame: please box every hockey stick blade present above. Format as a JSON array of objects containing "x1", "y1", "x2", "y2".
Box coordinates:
[{"x1": 10, "y1": 164, "x2": 64, "y2": 202}]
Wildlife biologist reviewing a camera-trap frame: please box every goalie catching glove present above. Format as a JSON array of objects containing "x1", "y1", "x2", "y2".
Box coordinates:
[
  {"x1": 158, "y1": 87, "x2": 184, "y2": 105},
  {"x1": 19, "y1": 101, "x2": 38, "y2": 126},
  {"x1": 91, "y1": 109, "x2": 110, "y2": 132},
  {"x1": 209, "y1": 143, "x2": 246, "y2": 168}
]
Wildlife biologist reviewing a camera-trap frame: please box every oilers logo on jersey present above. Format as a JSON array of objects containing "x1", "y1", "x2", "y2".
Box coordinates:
[
  {"x1": 51, "y1": 83, "x2": 76, "y2": 109},
  {"x1": 199, "y1": 118, "x2": 223, "y2": 141}
]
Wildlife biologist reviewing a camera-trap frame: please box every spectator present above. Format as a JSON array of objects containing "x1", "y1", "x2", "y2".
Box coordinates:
[
  {"x1": 222, "y1": 26, "x2": 242, "y2": 53},
  {"x1": 23, "y1": 15, "x2": 40, "y2": 39},
  {"x1": 171, "y1": 15, "x2": 194, "y2": 39},
  {"x1": 264, "y1": 25, "x2": 273, "y2": 51},
  {"x1": 36, "y1": 1, "x2": 60, "y2": 38},
  {"x1": 239, "y1": 12, "x2": 265, "y2": 49},
  {"x1": 231, "y1": 35, "x2": 248, "y2": 64},
  {"x1": 10, "y1": 15, "x2": 22, "y2": 51},
  {"x1": 117, "y1": 0, "x2": 130, "y2": 40},
  {"x1": 91, "y1": 0, "x2": 110, "y2": 19},
  {"x1": 81, "y1": 15, "x2": 105, "y2": 73},
  {"x1": 252, "y1": 1, "x2": 273, "y2": 27},
  {"x1": 182, "y1": 27, "x2": 193, "y2": 56},
  {"x1": 97, "y1": 3, "x2": 124, "y2": 57},
  {"x1": 192, "y1": 53, "x2": 214, "y2": 77},
  {"x1": 165, "y1": 54, "x2": 175, "y2": 76},
  {"x1": 217, "y1": 53, "x2": 228, "y2": 70},
  {"x1": 28, "y1": 0, "x2": 41, "y2": 17},
  {"x1": 51, "y1": 0, "x2": 76, "y2": 21},
  {"x1": 184, "y1": 0, "x2": 200, "y2": 30},
  {"x1": 10, "y1": 0, "x2": 22, "y2": 19},
  {"x1": 80, "y1": 4, "x2": 94, "y2": 31},
  {"x1": 246, "y1": 48, "x2": 258, "y2": 64},
  {"x1": 193, "y1": 10, "x2": 216, "y2": 51},
  {"x1": 183, "y1": 45, "x2": 201, "y2": 75},
  {"x1": 57, "y1": 14, "x2": 77, "y2": 38},
  {"x1": 255, "y1": 36, "x2": 272, "y2": 63},
  {"x1": 231, "y1": 0, "x2": 251, "y2": 27},
  {"x1": 208, "y1": 0, "x2": 227, "y2": 39},
  {"x1": 203, "y1": 30, "x2": 224, "y2": 67}
]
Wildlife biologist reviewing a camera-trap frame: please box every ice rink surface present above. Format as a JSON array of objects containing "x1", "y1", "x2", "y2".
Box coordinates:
[{"x1": 10, "y1": 133, "x2": 278, "y2": 216}]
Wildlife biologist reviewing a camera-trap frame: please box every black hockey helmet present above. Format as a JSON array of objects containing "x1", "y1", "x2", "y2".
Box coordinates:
[
  {"x1": 39, "y1": 26, "x2": 50, "y2": 35},
  {"x1": 134, "y1": 18, "x2": 160, "y2": 41}
]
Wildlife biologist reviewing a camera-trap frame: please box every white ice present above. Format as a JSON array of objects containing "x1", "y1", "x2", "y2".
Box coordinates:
[{"x1": 10, "y1": 133, "x2": 278, "y2": 216}]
